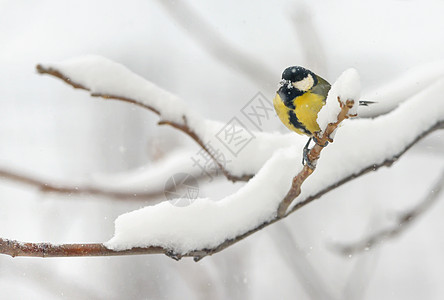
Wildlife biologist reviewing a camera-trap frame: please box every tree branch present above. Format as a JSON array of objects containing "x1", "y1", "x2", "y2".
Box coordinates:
[
  {"x1": 0, "y1": 168, "x2": 162, "y2": 200},
  {"x1": 36, "y1": 64, "x2": 252, "y2": 183},
  {"x1": 277, "y1": 98, "x2": 355, "y2": 217},
  {"x1": 0, "y1": 166, "x2": 218, "y2": 201},
  {"x1": 0, "y1": 238, "x2": 164, "y2": 258},
  {"x1": 0, "y1": 59, "x2": 433, "y2": 259},
  {"x1": 1, "y1": 120, "x2": 441, "y2": 259}
]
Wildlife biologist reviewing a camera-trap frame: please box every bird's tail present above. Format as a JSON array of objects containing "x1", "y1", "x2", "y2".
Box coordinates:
[{"x1": 358, "y1": 100, "x2": 376, "y2": 106}]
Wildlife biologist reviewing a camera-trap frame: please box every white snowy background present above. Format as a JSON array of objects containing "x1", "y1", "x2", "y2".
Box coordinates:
[{"x1": 1, "y1": 0, "x2": 444, "y2": 299}]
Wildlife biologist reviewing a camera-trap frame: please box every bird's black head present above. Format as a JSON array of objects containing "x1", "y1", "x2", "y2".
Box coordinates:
[
  {"x1": 282, "y1": 66, "x2": 310, "y2": 82},
  {"x1": 280, "y1": 66, "x2": 318, "y2": 92}
]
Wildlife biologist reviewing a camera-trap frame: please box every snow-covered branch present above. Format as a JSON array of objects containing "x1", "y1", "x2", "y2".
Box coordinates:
[
  {"x1": 35, "y1": 56, "x2": 444, "y2": 184},
  {"x1": 36, "y1": 56, "x2": 297, "y2": 182},
  {"x1": 0, "y1": 119, "x2": 442, "y2": 259},
  {"x1": 103, "y1": 70, "x2": 444, "y2": 259},
  {"x1": 1, "y1": 113, "x2": 441, "y2": 259},
  {"x1": 1, "y1": 57, "x2": 442, "y2": 260}
]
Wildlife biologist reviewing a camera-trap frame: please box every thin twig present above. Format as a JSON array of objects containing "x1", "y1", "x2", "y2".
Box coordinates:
[
  {"x1": 36, "y1": 64, "x2": 252, "y2": 183},
  {"x1": 0, "y1": 167, "x2": 217, "y2": 201},
  {"x1": 0, "y1": 168, "x2": 161, "y2": 200},
  {"x1": 0, "y1": 238, "x2": 161, "y2": 257},
  {"x1": 277, "y1": 98, "x2": 355, "y2": 217},
  {"x1": 336, "y1": 168, "x2": 444, "y2": 256}
]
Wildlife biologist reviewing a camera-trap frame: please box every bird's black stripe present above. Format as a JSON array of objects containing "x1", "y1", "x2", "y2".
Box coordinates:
[
  {"x1": 288, "y1": 110, "x2": 311, "y2": 135},
  {"x1": 278, "y1": 86, "x2": 303, "y2": 109}
]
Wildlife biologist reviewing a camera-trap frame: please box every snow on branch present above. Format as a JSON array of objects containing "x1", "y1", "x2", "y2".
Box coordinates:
[
  {"x1": 2, "y1": 115, "x2": 442, "y2": 260},
  {"x1": 104, "y1": 71, "x2": 444, "y2": 259},
  {"x1": 1, "y1": 58, "x2": 442, "y2": 259},
  {"x1": 35, "y1": 56, "x2": 444, "y2": 184},
  {"x1": 36, "y1": 56, "x2": 300, "y2": 182}
]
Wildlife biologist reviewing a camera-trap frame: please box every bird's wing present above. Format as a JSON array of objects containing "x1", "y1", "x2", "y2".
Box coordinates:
[{"x1": 311, "y1": 75, "x2": 331, "y2": 100}]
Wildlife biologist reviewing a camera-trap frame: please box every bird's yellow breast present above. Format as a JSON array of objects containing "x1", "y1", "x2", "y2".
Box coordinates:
[{"x1": 273, "y1": 92, "x2": 326, "y2": 136}]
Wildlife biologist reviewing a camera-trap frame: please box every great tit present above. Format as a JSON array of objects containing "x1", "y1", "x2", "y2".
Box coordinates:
[{"x1": 273, "y1": 66, "x2": 373, "y2": 165}]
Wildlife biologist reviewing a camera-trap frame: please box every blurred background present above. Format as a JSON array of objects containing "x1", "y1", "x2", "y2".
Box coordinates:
[{"x1": 1, "y1": 0, "x2": 444, "y2": 299}]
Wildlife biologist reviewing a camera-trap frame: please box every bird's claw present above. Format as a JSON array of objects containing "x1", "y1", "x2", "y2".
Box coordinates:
[
  {"x1": 302, "y1": 146, "x2": 316, "y2": 169},
  {"x1": 313, "y1": 136, "x2": 329, "y2": 148}
]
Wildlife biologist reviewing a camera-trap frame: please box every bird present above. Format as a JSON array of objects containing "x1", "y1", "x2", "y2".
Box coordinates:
[{"x1": 273, "y1": 66, "x2": 373, "y2": 165}]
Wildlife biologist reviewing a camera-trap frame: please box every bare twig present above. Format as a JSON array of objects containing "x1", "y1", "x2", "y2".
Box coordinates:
[
  {"x1": 0, "y1": 238, "x2": 163, "y2": 257},
  {"x1": 0, "y1": 167, "x2": 217, "y2": 201},
  {"x1": 36, "y1": 64, "x2": 252, "y2": 183},
  {"x1": 277, "y1": 98, "x2": 355, "y2": 217},
  {"x1": 0, "y1": 168, "x2": 162, "y2": 200},
  {"x1": 336, "y1": 168, "x2": 444, "y2": 256}
]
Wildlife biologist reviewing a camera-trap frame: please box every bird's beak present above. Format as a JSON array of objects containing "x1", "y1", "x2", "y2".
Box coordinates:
[{"x1": 279, "y1": 79, "x2": 291, "y2": 88}]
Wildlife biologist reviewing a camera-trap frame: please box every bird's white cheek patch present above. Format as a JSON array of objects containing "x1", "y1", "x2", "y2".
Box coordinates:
[{"x1": 292, "y1": 74, "x2": 314, "y2": 91}]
